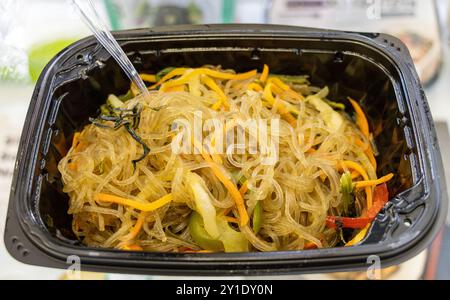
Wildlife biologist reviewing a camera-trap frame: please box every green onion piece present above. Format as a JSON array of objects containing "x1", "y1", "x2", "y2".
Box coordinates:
[
  {"x1": 325, "y1": 99, "x2": 345, "y2": 110},
  {"x1": 269, "y1": 74, "x2": 310, "y2": 85},
  {"x1": 340, "y1": 172, "x2": 354, "y2": 215},
  {"x1": 252, "y1": 201, "x2": 263, "y2": 234}
]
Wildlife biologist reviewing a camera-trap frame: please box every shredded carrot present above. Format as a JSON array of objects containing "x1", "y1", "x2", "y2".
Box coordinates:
[
  {"x1": 354, "y1": 138, "x2": 367, "y2": 149},
  {"x1": 122, "y1": 244, "x2": 143, "y2": 251},
  {"x1": 161, "y1": 68, "x2": 257, "y2": 91},
  {"x1": 68, "y1": 132, "x2": 82, "y2": 171},
  {"x1": 211, "y1": 100, "x2": 223, "y2": 110},
  {"x1": 340, "y1": 160, "x2": 373, "y2": 208},
  {"x1": 248, "y1": 82, "x2": 263, "y2": 92},
  {"x1": 179, "y1": 248, "x2": 213, "y2": 253},
  {"x1": 263, "y1": 83, "x2": 297, "y2": 127},
  {"x1": 95, "y1": 193, "x2": 173, "y2": 212},
  {"x1": 149, "y1": 68, "x2": 188, "y2": 89},
  {"x1": 139, "y1": 73, "x2": 156, "y2": 82},
  {"x1": 226, "y1": 216, "x2": 239, "y2": 224},
  {"x1": 268, "y1": 77, "x2": 305, "y2": 101},
  {"x1": 71, "y1": 132, "x2": 86, "y2": 152},
  {"x1": 355, "y1": 173, "x2": 394, "y2": 189},
  {"x1": 345, "y1": 224, "x2": 370, "y2": 246},
  {"x1": 207, "y1": 162, "x2": 249, "y2": 226},
  {"x1": 354, "y1": 138, "x2": 377, "y2": 170},
  {"x1": 319, "y1": 173, "x2": 327, "y2": 182},
  {"x1": 267, "y1": 77, "x2": 290, "y2": 91},
  {"x1": 222, "y1": 207, "x2": 233, "y2": 216},
  {"x1": 366, "y1": 149, "x2": 377, "y2": 170},
  {"x1": 348, "y1": 97, "x2": 369, "y2": 138},
  {"x1": 201, "y1": 68, "x2": 257, "y2": 81},
  {"x1": 74, "y1": 220, "x2": 80, "y2": 232},
  {"x1": 192, "y1": 139, "x2": 249, "y2": 226},
  {"x1": 72, "y1": 132, "x2": 80, "y2": 147},
  {"x1": 202, "y1": 76, "x2": 229, "y2": 110},
  {"x1": 165, "y1": 85, "x2": 185, "y2": 92},
  {"x1": 75, "y1": 142, "x2": 85, "y2": 153},
  {"x1": 306, "y1": 148, "x2": 316, "y2": 154},
  {"x1": 200, "y1": 68, "x2": 257, "y2": 81},
  {"x1": 340, "y1": 161, "x2": 368, "y2": 180},
  {"x1": 351, "y1": 171, "x2": 360, "y2": 179},
  {"x1": 208, "y1": 136, "x2": 223, "y2": 164},
  {"x1": 259, "y1": 64, "x2": 269, "y2": 82},
  {"x1": 304, "y1": 241, "x2": 318, "y2": 249},
  {"x1": 68, "y1": 163, "x2": 77, "y2": 171},
  {"x1": 123, "y1": 212, "x2": 147, "y2": 241},
  {"x1": 269, "y1": 84, "x2": 301, "y2": 116},
  {"x1": 286, "y1": 89, "x2": 305, "y2": 101},
  {"x1": 239, "y1": 180, "x2": 248, "y2": 196}
]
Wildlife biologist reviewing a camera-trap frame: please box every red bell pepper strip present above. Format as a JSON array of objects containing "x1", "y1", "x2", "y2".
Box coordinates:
[{"x1": 326, "y1": 183, "x2": 389, "y2": 229}]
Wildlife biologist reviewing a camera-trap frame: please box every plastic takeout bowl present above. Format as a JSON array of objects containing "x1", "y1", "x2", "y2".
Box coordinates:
[{"x1": 4, "y1": 24, "x2": 447, "y2": 276}]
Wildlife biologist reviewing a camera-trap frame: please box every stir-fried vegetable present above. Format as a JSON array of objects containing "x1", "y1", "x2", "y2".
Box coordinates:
[
  {"x1": 193, "y1": 139, "x2": 249, "y2": 227},
  {"x1": 348, "y1": 97, "x2": 369, "y2": 138},
  {"x1": 326, "y1": 183, "x2": 389, "y2": 229},
  {"x1": 252, "y1": 201, "x2": 263, "y2": 234},
  {"x1": 189, "y1": 211, "x2": 223, "y2": 251},
  {"x1": 259, "y1": 64, "x2": 269, "y2": 82},
  {"x1": 61, "y1": 64, "x2": 397, "y2": 253},
  {"x1": 340, "y1": 172, "x2": 354, "y2": 216},
  {"x1": 139, "y1": 73, "x2": 157, "y2": 83},
  {"x1": 307, "y1": 94, "x2": 344, "y2": 132},
  {"x1": 186, "y1": 172, "x2": 220, "y2": 239},
  {"x1": 189, "y1": 211, "x2": 249, "y2": 252},
  {"x1": 95, "y1": 193, "x2": 173, "y2": 212},
  {"x1": 155, "y1": 67, "x2": 177, "y2": 82}
]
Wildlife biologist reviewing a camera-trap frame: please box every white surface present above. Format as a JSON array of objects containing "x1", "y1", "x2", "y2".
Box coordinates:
[
  {"x1": 0, "y1": 84, "x2": 63, "y2": 280},
  {"x1": 426, "y1": 48, "x2": 450, "y2": 124},
  {"x1": 301, "y1": 250, "x2": 428, "y2": 280}
]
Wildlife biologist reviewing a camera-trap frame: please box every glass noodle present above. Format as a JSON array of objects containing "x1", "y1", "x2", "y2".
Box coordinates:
[{"x1": 58, "y1": 65, "x2": 393, "y2": 252}]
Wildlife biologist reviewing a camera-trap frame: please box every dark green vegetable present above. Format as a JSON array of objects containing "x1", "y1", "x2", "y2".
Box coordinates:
[
  {"x1": 91, "y1": 96, "x2": 150, "y2": 170},
  {"x1": 125, "y1": 124, "x2": 150, "y2": 170}
]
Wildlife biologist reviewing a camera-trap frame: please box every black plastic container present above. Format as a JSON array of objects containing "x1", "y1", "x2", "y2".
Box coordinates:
[{"x1": 4, "y1": 24, "x2": 447, "y2": 276}]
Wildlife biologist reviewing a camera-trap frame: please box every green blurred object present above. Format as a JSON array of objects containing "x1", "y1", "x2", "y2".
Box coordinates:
[
  {"x1": 28, "y1": 39, "x2": 77, "y2": 82},
  {"x1": 222, "y1": 0, "x2": 235, "y2": 23},
  {"x1": 103, "y1": 0, "x2": 120, "y2": 30}
]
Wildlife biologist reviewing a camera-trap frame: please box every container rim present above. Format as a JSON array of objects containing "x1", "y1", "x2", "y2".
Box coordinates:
[{"x1": 5, "y1": 24, "x2": 447, "y2": 275}]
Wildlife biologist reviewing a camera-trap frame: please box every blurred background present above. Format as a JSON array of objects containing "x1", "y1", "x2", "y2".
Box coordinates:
[{"x1": 0, "y1": 0, "x2": 449, "y2": 280}]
